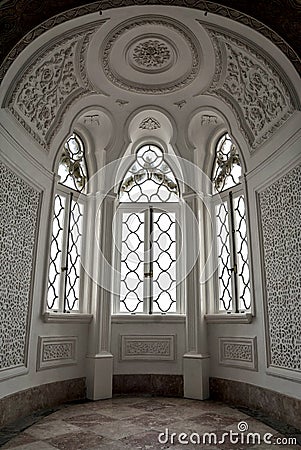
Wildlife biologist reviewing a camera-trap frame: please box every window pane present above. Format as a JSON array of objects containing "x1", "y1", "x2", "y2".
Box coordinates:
[
  {"x1": 152, "y1": 212, "x2": 177, "y2": 313},
  {"x1": 120, "y1": 212, "x2": 145, "y2": 313},
  {"x1": 215, "y1": 201, "x2": 232, "y2": 311},
  {"x1": 233, "y1": 195, "x2": 251, "y2": 311},
  {"x1": 65, "y1": 200, "x2": 84, "y2": 311},
  {"x1": 47, "y1": 195, "x2": 66, "y2": 310}
]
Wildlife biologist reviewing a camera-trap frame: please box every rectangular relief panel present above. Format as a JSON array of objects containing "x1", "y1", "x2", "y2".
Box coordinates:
[
  {"x1": 37, "y1": 336, "x2": 77, "y2": 370},
  {"x1": 219, "y1": 337, "x2": 257, "y2": 371},
  {"x1": 120, "y1": 335, "x2": 176, "y2": 361}
]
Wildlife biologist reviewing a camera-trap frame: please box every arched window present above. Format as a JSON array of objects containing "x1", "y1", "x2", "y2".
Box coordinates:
[
  {"x1": 46, "y1": 133, "x2": 87, "y2": 312},
  {"x1": 212, "y1": 133, "x2": 251, "y2": 313},
  {"x1": 115, "y1": 144, "x2": 181, "y2": 314}
]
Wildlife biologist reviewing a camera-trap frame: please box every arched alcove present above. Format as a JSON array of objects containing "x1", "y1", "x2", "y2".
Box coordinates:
[{"x1": 0, "y1": 2, "x2": 300, "y2": 431}]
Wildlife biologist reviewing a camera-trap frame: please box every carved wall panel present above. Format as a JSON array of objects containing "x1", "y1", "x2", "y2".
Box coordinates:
[
  {"x1": 37, "y1": 336, "x2": 77, "y2": 370},
  {"x1": 120, "y1": 335, "x2": 175, "y2": 361},
  {"x1": 5, "y1": 22, "x2": 105, "y2": 151},
  {"x1": 206, "y1": 27, "x2": 296, "y2": 150},
  {"x1": 259, "y1": 164, "x2": 301, "y2": 373},
  {"x1": 219, "y1": 337, "x2": 257, "y2": 370},
  {"x1": 0, "y1": 162, "x2": 40, "y2": 372}
]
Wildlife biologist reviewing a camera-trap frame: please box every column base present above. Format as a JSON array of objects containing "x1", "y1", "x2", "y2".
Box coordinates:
[
  {"x1": 86, "y1": 353, "x2": 113, "y2": 400},
  {"x1": 183, "y1": 353, "x2": 210, "y2": 400}
]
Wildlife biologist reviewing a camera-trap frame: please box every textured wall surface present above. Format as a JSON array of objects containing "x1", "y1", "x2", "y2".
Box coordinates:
[
  {"x1": 259, "y1": 164, "x2": 301, "y2": 372},
  {"x1": 0, "y1": 162, "x2": 40, "y2": 371}
]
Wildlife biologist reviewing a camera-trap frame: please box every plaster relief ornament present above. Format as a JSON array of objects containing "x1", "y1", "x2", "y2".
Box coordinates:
[
  {"x1": 101, "y1": 16, "x2": 200, "y2": 94},
  {"x1": 205, "y1": 27, "x2": 296, "y2": 150},
  {"x1": 139, "y1": 117, "x2": 161, "y2": 130},
  {"x1": 132, "y1": 39, "x2": 171, "y2": 69}
]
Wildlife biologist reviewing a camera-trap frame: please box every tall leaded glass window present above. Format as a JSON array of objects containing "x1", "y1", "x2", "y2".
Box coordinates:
[
  {"x1": 116, "y1": 144, "x2": 180, "y2": 314},
  {"x1": 47, "y1": 133, "x2": 87, "y2": 312},
  {"x1": 212, "y1": 133, "x2": 251, "y2": 313}
]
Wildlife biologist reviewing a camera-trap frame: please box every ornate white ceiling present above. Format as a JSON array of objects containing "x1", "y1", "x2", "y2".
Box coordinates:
[{"x1": 1, "y1": 5, "x2": 300, "y2": 157}]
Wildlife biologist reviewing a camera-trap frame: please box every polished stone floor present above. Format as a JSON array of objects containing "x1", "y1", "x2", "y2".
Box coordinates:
[{"x1": 1, "y1": 397, "x2": 300, "y2": 450}]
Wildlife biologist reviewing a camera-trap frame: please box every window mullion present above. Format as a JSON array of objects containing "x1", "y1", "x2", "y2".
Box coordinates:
[
  {"x1": 228, "y1": 191, "x2": 238, "y2": 313},
  {"x1": 60, "y1": 193, "x2": 72, "y2": 313},
  {"x1": 143, "y1": 208, "x2": 152, "y2": 314}
]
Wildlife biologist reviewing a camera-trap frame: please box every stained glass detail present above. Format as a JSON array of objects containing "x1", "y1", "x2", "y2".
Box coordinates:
[
  {"x1": 233, "y1": 195, "x2": 251, "y2": 311},
  {"x1": 120, "y1": 213, "x2": 145, "y2": 313},
  {"x1": 152, "y1": 212, "x2": 177, "y2": 313},
  {"x1": 120, "y1": 144, "x2": 179, "y2": 202},
  {"x1": 47, "y1": 195, "x2": 66, "y2": 310},
  {"x1": 58, "y1": 134, "x2": 87, "y2": 192},
  {"x1": 215, "y1": 201, "x2": 232, "y2": 311},
  {"x1": 212, "y1": 133, "x2": 241, "y2": 193},
  {"x1": 64, "y1": 200, "x2": 84, "y2": 311}
]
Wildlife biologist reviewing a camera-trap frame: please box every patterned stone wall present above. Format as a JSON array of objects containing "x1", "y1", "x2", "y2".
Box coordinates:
[
  {"x1": 259, "y1": 164, "x2": 301, "y2": 372},
  {"x1": 0, "y1": 162, "x2": 40, "y2": 371},
  {"x1": 37, "y1": 336, "x2": 77, "y2": 370},
  {"x1": 219, "y1": 337, "x2": 257, "y2": 370}
]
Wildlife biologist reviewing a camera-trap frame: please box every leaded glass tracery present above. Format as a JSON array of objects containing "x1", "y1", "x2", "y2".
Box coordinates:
[
  {"x1": 120, "y1": 144, "x2": 179, "y2": 202},
  {"x1": 58, "y1": 133, "x2": 87, "y2": 192},
  {"x1": 212, "y1": 133, "x2": 241, "y2": 193},
  {"x1": 117, "y1": 144, "x2": 180, "y2": 314},
  {"x1": 47, "y1": 133, "x2": 87, "y2": 313},
  {"x1": 212, "y1": 134, "x2": 251, "y2": 313}
]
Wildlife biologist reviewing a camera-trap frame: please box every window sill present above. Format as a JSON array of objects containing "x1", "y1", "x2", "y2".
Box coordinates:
[
  {"x1": 205, "y1": 313, "x2": 252, "y2": 324},
  {"x1": 43, "y1": 312, "x2": 93, "y2": 324},
  {"x1": 111, "y1": 314, "x2": 186, "y2": 324}
]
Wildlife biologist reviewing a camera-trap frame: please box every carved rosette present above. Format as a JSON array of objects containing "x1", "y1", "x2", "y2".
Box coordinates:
[
  {"x1": 101, "y1": 16, "x2": 200, "y2": 94},
  {"x1": 206, "y1": 28, "x2": 296, "y2": 150},
  {"x1": 132, "y1": 39, "x2": 171, "y2": 70}
]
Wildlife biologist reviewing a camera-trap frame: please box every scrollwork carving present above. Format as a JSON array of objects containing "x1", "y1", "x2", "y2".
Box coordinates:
[{"x1": 206, "y1": 29, "x2": 296, "y2": 150}]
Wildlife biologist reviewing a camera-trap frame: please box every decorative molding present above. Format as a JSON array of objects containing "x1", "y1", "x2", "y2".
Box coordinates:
[
  {"x1": 219, "y1": 337, "x2": 258, "y2": 371},
  {"x1": 0, "y1": 162, "x2": 40, "y2": 373},
  {"x1": 101, "y1": 16, "x2": 200, "y2": 94},
  {"x1": 205, "y1": 313, "x2": 252, "y2": 324},
  {"x1": 205, "y1": 27, "x2": 296, "y2": 151},
  {"x1": 84, "y1": 114, "x2": 100, "y2": 126},
  {"x1": 259, "y1": 163, "x2": 301, "y2": 374},
  {"x1": 201, "y1": 114, "x2": 217, "y2": 125},
  {"x1": 112, "y1": 314, "x2": 185, "y2": 324},
  {"x1": 37, "y1": 336, "x2": 77, "y2": 370},
  {"x1": 42, "y1": 312, "x2": 93, "y2": 323},
  {"x1": 120, "y1": 335, "x2": 176, "y2": 361},
  {"x1": 0, "y1": 1, "x2": 300, "y2": 85},
  {"x1": 174, "y1": 100, "x2": 187, "y2": 109},
  {"x1": 115, "y1": 99, "x2": 129, "y2": 107},
  {"x1": 139, "y1": 117, "x2": 161, "y2": 130},
  {"x1": 4, "y1": 23, "x2": 104, "y2": 151}
]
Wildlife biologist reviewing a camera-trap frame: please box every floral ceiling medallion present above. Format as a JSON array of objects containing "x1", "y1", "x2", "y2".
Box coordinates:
[{"x1": 132, "y1": 39, "x2": 171, "y2": 70}]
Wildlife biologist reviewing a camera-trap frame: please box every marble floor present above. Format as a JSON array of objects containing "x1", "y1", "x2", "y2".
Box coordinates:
[{"x1": 1, "y1": 397, "x2": 300, "y2": 450}]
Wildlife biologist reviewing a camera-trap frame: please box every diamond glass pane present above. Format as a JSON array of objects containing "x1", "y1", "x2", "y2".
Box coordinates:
[
  {"x1": 233, "y1": 195, "x2": 251, "y2": 311},
  {"x1": 119, "y1": 144, "x2": 179, "y2": 203},
  {"x1": 65, "y1": 200, "x2": 84, "y2": 311},
  {"x1": 212, "y1": 133, "x2": 241, "y2": 193},
  {"x1": 58, "y1": 134, "x2": 87, "y2": 192},
  {"x1": 152, "y1": 212, "x2": 177, "y2": 313},
  {"x1": 215, "y1": 201, "x2": 232, "y2": 311},
  {"x1": 47, "y1": 194, "x2": 66, "y2": 310},
  {"x1": 120, "y1": 212, "x2": 145, "y2": 313}
]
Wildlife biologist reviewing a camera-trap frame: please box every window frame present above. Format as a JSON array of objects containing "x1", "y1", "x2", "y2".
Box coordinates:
[
  {"x1": 44, "y1": 132, "x2": 91, "y2": 320},
  {"x1": 210, "y1": 133, "x2": 253, "y2": 317}
]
